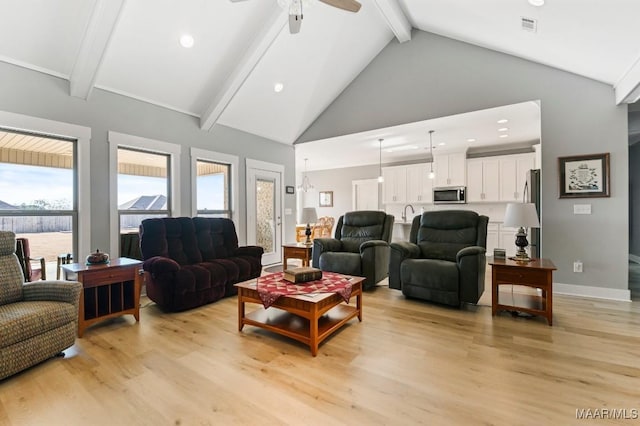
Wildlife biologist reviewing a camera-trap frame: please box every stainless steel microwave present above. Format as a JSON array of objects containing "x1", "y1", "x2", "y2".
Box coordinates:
[{"x1": 433, "y1": 186, "x2": 466, "y2": 204}]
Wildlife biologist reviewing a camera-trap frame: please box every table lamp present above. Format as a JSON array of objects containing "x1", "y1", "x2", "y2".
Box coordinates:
[
  {"x1": 503, "y1": 202, "x2": 540, "y2": 262},
  {"x1": 300, "y1": 207, "x2": 318, "y2": 245}
]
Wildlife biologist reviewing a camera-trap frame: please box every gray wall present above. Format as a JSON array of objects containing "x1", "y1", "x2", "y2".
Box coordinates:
[
  {"x1": 0, "y1": 61, "x2": 296, "y2": 250},
  {"x1": 299, "y1": 164, "x2": 381, "y2": 222},
  {"x1": 298, "y1": 30, "x2": 629, "y2": 292}
]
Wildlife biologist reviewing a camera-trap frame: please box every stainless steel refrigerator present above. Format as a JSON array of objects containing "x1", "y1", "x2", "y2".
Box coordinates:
[{"x1": 527, "y1": 169, "x2": 541, "y2": 258}]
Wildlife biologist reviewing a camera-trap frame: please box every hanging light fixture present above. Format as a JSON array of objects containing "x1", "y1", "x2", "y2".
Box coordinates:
[
  {"x1": 297, "y1": 158, "x2": 314, "y2": 192},
  {"x1": 377, "y1": 138, "x2": 384, "y2": 183},
  {"x1": 428, "y1": 130, "x2": 435, "y2": 180}
]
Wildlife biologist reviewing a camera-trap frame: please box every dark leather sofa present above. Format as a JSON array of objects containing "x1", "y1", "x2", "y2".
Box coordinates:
[
  {"x1": 140, "y1": 217, "x2": 263, "y2": 312},
  {"x1": 389, "y1": 210, "x2": 488, "y2": 306},
  {"x1": 312, "y1": 210, "x2": 394, "y2": 290}
]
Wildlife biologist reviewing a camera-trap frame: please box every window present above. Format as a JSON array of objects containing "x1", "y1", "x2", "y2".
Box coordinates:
[
  {"x1": 196, "y1": 160, "x2": 231, "y2": 218},
  {"x1": 0, "y1": 129, "x2": 77, "y2": 278},
  {"x1": 190, "y1": 147, "x2": 239, "y2": 223},
  {"x1": 117, "y1": 147, "x2": 170, "y2": 232},
  {"x1": 109, "y1": 131, "x2": 181, "y2": 256}
]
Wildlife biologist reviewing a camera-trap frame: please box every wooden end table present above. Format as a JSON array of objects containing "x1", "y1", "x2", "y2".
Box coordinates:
[
  {"x1": 61, "y1": 257, "x2": 143, "y2": 337},
  {"x1": 489, "y1": 258, "x2": 556, "y2": 326},
  {"x1": 282, "y1": 243, "x2": 313, "y2": 269},
  {"x1": 235, "y1": 275, "x2": 364, "y2": 356}
]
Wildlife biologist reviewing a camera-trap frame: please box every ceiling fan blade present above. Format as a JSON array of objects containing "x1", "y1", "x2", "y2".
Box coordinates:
[{"x1": 318, "y1": 0, "x2": 361, "y2": 13}]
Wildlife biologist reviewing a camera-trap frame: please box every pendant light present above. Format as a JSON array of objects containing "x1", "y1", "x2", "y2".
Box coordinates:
[
  {"x1": 428, "y1": 130, "x2": 435, "y2": 180},
  {"x1": 297, "y1": 158, "x2": 314, "y2": 192},
  {"x1": 377, "y1": 138, "x2": 384, "y2": 183}
]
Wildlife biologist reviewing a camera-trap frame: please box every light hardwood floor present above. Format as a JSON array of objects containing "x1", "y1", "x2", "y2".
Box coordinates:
[{"x1": 1, "y1": 280, "x2": 639, "y2": 425}]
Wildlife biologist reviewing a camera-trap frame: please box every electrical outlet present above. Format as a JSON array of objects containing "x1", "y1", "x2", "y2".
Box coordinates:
[
  {"x1": 573, "y1": 204, "x2": 592, "y2": 215},
  {"x1": 573, "y1": 261, "x2": 583, "y2": 273}
]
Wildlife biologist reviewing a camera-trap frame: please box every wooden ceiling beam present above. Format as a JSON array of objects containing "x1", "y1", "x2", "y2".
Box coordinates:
[
  {"x1": 372, "y1": 0, "x2": 412, "y2": 43},
  {"x1": 199, "y1": 7, "x2": 287, "y2": 131},
  {"x1": 69, "y1": 0, "x2": 126, "y2": 99}
]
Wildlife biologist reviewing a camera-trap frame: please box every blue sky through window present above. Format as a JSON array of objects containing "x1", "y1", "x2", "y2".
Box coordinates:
[{"x1": 0, "y1": 163, "x2": 72, "y2": 208}]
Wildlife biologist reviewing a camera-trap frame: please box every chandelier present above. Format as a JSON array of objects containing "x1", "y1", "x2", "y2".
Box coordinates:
[
  {"x1": 298, "y1": 158, "x2": 314, "y2": 192},
  {"x1": 377, "y1": 138, "x2": 384, "y2": 183},
  {"x1": 428, "y1": 130, "x2": 435, "y2": 179}
]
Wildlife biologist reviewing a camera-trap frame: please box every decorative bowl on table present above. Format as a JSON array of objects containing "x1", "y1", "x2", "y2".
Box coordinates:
[{"x1": 86, "y1": 249, "x2": 109, "y2": 265}]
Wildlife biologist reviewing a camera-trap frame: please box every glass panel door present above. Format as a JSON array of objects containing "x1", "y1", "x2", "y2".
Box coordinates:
[{"x1": 247, "y1": 167, "x2": 282, "y2": 265}]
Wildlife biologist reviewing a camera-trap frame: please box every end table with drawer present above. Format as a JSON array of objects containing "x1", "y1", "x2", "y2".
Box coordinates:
[
  {"x1": 489, "y1": 258, "x2": 557, "y2": 326},
  {"x1": 61, "y1": 257, "x2": 143, "y2": 337},
  {"x1": 282, "y1": 243, "x2": 313, "y2": 270}
]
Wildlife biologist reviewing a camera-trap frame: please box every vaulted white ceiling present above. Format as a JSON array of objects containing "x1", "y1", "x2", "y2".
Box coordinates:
[{"x1": 1, "y1": 0, "x2": 639, "y2": 146}]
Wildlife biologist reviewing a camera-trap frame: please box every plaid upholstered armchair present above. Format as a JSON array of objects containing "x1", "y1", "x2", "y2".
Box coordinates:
[{"x1": 0, "y1": 231, "x2": 81, "y2": 380}]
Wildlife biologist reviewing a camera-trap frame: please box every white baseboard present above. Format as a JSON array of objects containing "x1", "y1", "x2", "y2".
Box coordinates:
[
  {"x1": 629, "y1": 254, "x2": 640, "y2": 264},
  {"x1": 554, "y1": 282, "x2": 631, "y2": 302}
]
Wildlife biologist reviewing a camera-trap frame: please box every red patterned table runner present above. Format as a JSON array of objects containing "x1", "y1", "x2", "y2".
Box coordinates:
[{"x1": 256, "y1": 272, "x2": 353, "y2": 308}]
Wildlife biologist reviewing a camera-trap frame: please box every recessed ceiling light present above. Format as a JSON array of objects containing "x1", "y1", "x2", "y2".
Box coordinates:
[
  {"x1": 497, "y1": 119, "x2": 508, "y2": 124},
  {"x1": 528, "y1": 0, "x2": 544, "y2": 6},
  {"x1": 499, "y1": 134, "x2": 509, "y2": 138},
  {"x1": 498, "y1": 127, "x2": 509, "y2": 132},
  {"x1": 439, "y1": 142, "x2": 446, "y2": 146},
  {"x1": 179, "y1": 34, "x2": 194, "y2": 48},
  {"x1": 274, "y1": 82, "x2": 284, "y2": 93},
  {"x1": 467, "y1": 138, "x2": 476, "y2": 143}
]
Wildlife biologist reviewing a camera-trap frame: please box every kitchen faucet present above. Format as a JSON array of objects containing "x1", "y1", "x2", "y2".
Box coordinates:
[{"x1": 402, "y1": 204, "x2": 415, "y2": 222}]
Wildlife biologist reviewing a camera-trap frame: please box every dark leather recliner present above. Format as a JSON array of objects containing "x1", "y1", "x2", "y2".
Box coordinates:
[
  {"x1": 140, "y1": 217, "x2": 263, "y2": 312},
  {"x1": 389, "y1": 210, "x2": 488, "y2": 306},
  {"x1": 312, "y1": 211, "x2": 394, "y2": 290}
]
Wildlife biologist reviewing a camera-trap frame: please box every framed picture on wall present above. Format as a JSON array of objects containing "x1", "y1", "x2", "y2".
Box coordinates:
[
  {"x1": 319, "y1": 191, "x2": 333, "y2": 207},
  {"x1": 558, "y1": 153, "x2": 610, "y2": 198}
]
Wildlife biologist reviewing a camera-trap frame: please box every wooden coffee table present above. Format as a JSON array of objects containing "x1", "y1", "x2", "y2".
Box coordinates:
[{"x1": 235, "y1": 275, "x2": 364, "y2": 356}]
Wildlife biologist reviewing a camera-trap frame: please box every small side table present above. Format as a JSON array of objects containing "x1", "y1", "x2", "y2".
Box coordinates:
[
  {"x1": 282, "y1": 243, "x2": 313, "y2": 270},
  {"x1": 61, "y1": 257, "x2": 142, "y2": 337},
  {"x1": 489, "y1": 258, "x2": 557, "y2": 326}
]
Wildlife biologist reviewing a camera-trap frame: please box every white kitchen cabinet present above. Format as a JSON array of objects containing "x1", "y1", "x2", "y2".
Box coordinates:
[
  {"x1": 434, "y1": 152, "x2": 466, "y2": 187},
  {"x1": 499, "y1": 153, "x2": 535, "y2": 202},
  {"x1": 382, "y1": 166, "x2": 407, "y2": 204},
  {"x1": 467, "y1": 157, "x2": 500, "y2": 202},
  {"x1": 405, "y1": 164, "x2": 433, "y2": 203},
  {"x1": 499, "y1": 225, "x2": 518, "y2": 257},
  {"x1": 486, "y1": 223, "x2": 500, "y2": 255}
]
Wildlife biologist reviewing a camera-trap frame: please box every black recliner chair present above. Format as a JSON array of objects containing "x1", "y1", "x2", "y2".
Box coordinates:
[
  {"x1": 312, "y1": 211, "x2": 394, "y2": 290},
  {"x1": 389, "y1": 210, "x2": 488, "y2": 306}
]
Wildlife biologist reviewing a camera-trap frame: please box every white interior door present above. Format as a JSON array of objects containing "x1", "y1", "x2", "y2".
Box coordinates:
[
  {"x1": 352, "y1": 179, "x2": 380, "y2": 210},
  {"x1": 246, "y1": 160, "x2": 283, "y2": 265}
]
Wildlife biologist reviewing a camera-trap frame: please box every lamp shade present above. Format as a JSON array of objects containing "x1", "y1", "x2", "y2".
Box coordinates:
[
  {"x1": 300, "y1": 207, "x2": 318, "y2": 224},
  {"x1": 503, "y1": 203, "x2": 540, "y2": 228}
]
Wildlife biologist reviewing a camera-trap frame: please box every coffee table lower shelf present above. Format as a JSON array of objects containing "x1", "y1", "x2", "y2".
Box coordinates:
[{"x1": 236, "y1": 277, "x2": 363, "y2": 356}]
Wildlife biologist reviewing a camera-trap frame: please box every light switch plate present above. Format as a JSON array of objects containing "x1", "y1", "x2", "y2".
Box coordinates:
[{"x1": 573, "y1": 204, "x2": 591, "y2": 215}]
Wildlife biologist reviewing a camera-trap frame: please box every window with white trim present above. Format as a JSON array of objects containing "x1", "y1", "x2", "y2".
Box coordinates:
[
  {"x1": 117, "y1": 147, "x2": 171, "y2": 232},
  {"x1": 108, "y1": 131, "x2": 181, "y2": 256},
  {"x1": 0, "y1": 128, "x2": 77, "y2": 279},
  {"x1": 195, "y1": 159, "x2": 231, "y2": 218}
]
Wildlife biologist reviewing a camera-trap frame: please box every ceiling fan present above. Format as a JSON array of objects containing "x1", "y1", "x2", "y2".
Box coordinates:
[{"x1": 230, "y1": 0, "x2": 361, "y2": 34}]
